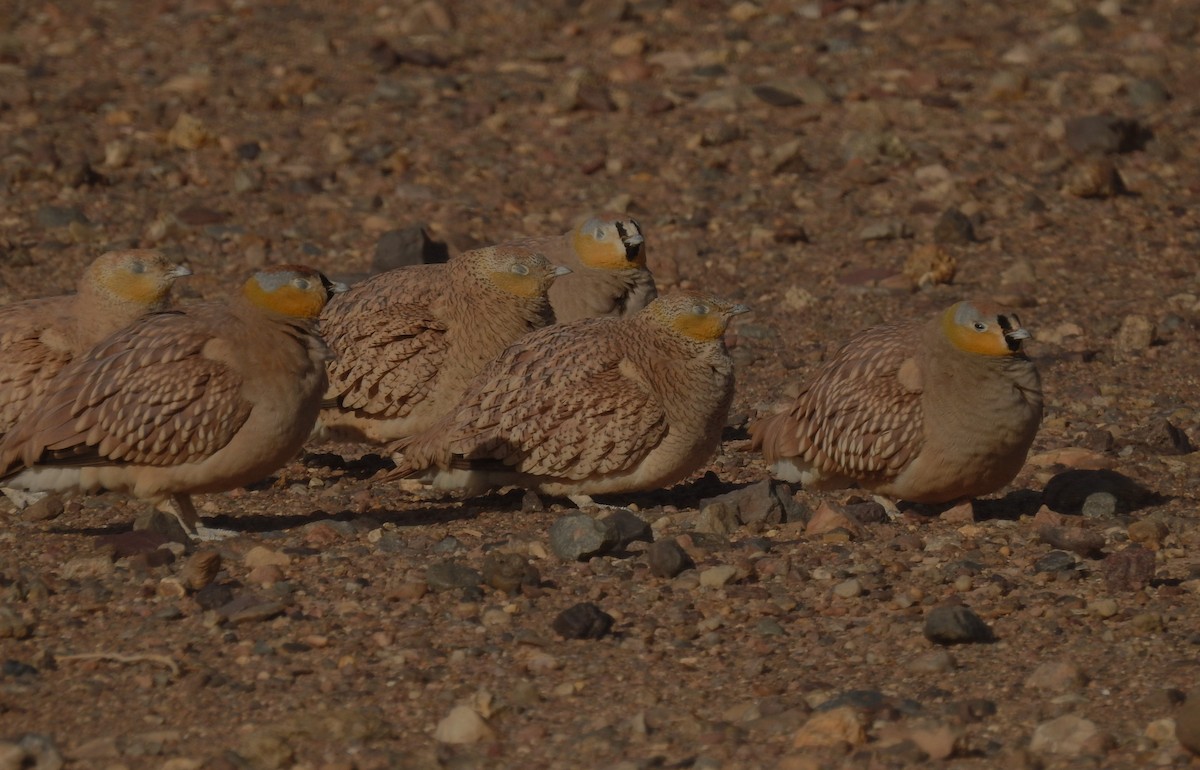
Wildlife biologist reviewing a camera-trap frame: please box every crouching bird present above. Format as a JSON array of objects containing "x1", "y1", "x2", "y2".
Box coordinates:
[
  {"x1": 387, "y1": 291, "x2": 749, "y2": 503},
  {"x1": 749, "y1": 299, "x2": 1043, "y2": 504},
  {"x1": 0, "y1": 265, "x2": 345, "y2": 538}
]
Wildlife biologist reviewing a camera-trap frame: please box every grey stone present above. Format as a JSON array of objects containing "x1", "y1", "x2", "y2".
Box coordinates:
[
  {"x1": 923, "y1": 604, "x2": 994, "y2": 645},
  {"x1": 371, "y1": 224, "x2": 448, "y2": 273},
  {"x1": 1127, "y1": 78, "x2": 1170, "y2": 108},
  {"x1": 1102, "y1": 545, "x2": 1156, "y2": 592},
  {"x1": 1033, "y1": 550, "x2": 1077, "y2": 573},
  {"x1": 698, "y1": 479, "x2": 809, "y2": 528},
  {"x1": 1030, "y1": 714, "x2": 1111, "y2": 755},
  {"x1": 425, "y1": 560, "x2": 482, "y2": 591},
  {"x1": 858, "y1": 219, "x2": 913, "y2": 241},
  {"x1": 599, "y1": 508, "x2": 652, "y2": 549},
  {"x1": 932, "y1": 208, "x2": 975, "y2": 244},
  {"x1": 549, "y1": 512, "x2": 618, "y2": 561},
  {"x1": 1064, "y1": 115, "x2": 1145, "y2": 155},
  {"x1": 552, "y1": 602, "x2": 613, "y2": 639},
  {"x1": 480, "y1": 552, "x2": 538, "y2": 593},
  {"x1": 646, "y1": 540, "x2": 692, "y2": 578}
]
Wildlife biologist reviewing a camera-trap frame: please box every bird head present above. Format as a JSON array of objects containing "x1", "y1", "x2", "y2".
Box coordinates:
[
  {"x1": 472, "y1": 244, "x2": 571, "y2": 298},
  {"x1": 571, "y1": 214, "x2": 647, "y2": 270},
  {"x1": 243, "y1": 265, "x2": 347, "y2": 318},
  {"x1": 84, "y1": 249, "x2": 192, "y2": 310},
  {"x1": 647, "y1": 291, "x2": 751, "y2": 341},
  {"x1": 941, "y1": 300, "x2": 1032, "y2": 357}
]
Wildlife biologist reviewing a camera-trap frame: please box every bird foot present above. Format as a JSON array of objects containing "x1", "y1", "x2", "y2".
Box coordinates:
[{"x1": 194, "y1": 525, "x2": 240, "y2": 542}]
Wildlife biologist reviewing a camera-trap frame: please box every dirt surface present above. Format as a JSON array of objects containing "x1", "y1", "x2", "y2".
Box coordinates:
[{"x1": 3, "y1": 0, "x2": 1200, "y2": 767}]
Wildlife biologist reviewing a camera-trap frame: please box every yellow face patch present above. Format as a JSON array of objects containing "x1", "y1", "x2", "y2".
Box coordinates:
[
  {"x1": 572, "y1": 225, "x2": 645, "y2": 270},
  {"x1": 107, "y1": 271, "x2": 169, "y2": 305},
  {"x1": 490, "y1": 267, "x2": 543, "y2": 298},
  {"x1": 244, "y1": 281, "x2": 327, "y2": 318},
  {"x1": 941, "y1": 303, "x2": 1020, "y2": 357},
  {"x1": 672, "y1": 305, "x2": 728, "y2": 341}
]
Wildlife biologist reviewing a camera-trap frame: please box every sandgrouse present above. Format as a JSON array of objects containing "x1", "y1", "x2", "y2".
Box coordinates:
[
  {"x1": 318, "y1": 243, "x2": 569, "y2": 443},
  {"x1": 0, "y1": 265, "x2": 345, "y2": 535},
  {"x1": 512, "y1": 213, "x2": 656, "y2": 323},
  {"x1": 0, "y1": 249, "x2": 191, "y2": 436},
  {"x1": 749, "y1": 300, "x2": 1043, "y2": 503},
  {"x1": 390, "y1": 291, "x2": 749, "y2": 499}
]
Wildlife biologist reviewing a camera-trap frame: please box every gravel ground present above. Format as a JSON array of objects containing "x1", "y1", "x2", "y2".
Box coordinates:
[{"x1": 2, "y1": 0, "x2": 1200, "y2": 768}]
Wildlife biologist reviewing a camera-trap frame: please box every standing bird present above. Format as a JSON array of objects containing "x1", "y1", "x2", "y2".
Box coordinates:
[
  {"x1": 512, "y1": 213, "x2": 656, "y2": 323},
  {"x1": 0, "y1": 249, "x2": 191, "y2": 436},
  {"x1": 390, "y1": 291, "x2": 749, "y2": 500},
  {"x1": 318, "y1": 244, "x2": 570, "y2": 443},
  {"x1": 0, "y1": 265, "x2": 345, "y2": 536},
  {"x1": 749, "y1": 300, "x2": 1043, "y2": 503}
]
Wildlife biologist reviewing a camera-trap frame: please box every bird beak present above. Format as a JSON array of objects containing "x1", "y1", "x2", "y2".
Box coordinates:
[
  {"x1": 328, "y1": 281, "x2": 350, "y2": 294},
  {"x1": 1003, "y1": 327, "x2": 1031, "y2": 351},
  {"x1": 552, "y1": 265, "x2": 573, "y2": 277},
  {"x1": 727, "y1": 303, "x2": 751, "y2": 317},
  {"x1": 169, "y1": 264, "x2": 193, "y2": 279}
]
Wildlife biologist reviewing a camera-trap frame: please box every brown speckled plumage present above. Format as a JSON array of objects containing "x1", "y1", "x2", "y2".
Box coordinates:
[
  {"x1": 749, "y1": 300, "x2": 1044, "y2": 503},
  {"x1": 0, "y1": 265, "x2": 342, "y2": 533},
  {"x1": 511, "y1": 213, "x2": 657, "y2": 323},
  {"x1": 391, "y1": 291, "x2": 748, "y2": 497},
  {"x1": 0, "y1": 250, "x2": 189, "y2": 435},
  {"x1": 318, "y1": 244, "x2": 566, "y2": 443}
]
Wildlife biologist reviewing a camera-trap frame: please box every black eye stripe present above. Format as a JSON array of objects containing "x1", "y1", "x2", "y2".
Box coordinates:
[
  {"x1": 997, "y1": 315, "x2": 1013, "y2": 332},
  {"x1": 614, "y1": 221, "x2": 629, "y2": 241}
]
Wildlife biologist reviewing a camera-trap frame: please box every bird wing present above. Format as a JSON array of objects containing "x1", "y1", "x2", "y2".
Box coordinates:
[
  {"x1": 754, "y1": 322, "x2": 924, "y2": 478},
  {"x1": 321, "y1": 298, "x2": 450, "y2": 418},
  {"x1": 413, "y1": 321, "x2": 668, "y2": 480},
  {"x1": 2, "y1": 310, "x2": 252, "y2": 472},
  {"x1": 0, "y1": 300, "x2": 74, "y2": 434}
]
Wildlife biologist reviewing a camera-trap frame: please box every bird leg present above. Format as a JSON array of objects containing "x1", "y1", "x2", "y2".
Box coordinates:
[{"x1": 157, "y1": 493, "x2": 200, "y2": 535}]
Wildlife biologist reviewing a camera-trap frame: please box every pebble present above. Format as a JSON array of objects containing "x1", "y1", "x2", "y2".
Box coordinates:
[
  {"x1": 548, "y1": 512, "x2": 618, "y2": 561},
  {"x1": 923, "y1": 604, "x2": 994, "y2": 645},
  {"x1": 908, "y1": 650, "x2": 956, "y2": 674},
  {"x1": 372, "y1": 224, "x2": 448, "y2": 273},
  {"x1": 552, "y1": 602, "x2": 614, "y2": 640},
  {"x1": 1062, "y1": 156, "x2": 1122, "y2": 198},
  {"x1": 1102, "y1": 545, "x2": 1155, "y2": 592},
  {"x1": 792, "y1": 706, "x2": 865, "y2": 748},
  {"x1": 425, "y1": 561, "x2": 482, "y2": 591},
  {"x1": 646, "y1": 539, "x2": 693, "y2": 578},
  {"x1": 1088, "y1": 598, "x2": 1119, "y2": 618},
  {"x1": 805, "y1": 501, "x2": 862, "y2": 538},
  {"x1": 1025, "y1": 660, "x2": 1088, "y2": 693},
  {"x1": 598, "y1": 508, "x2": 652, "y2": 549},
  {"x1": 1127, "y1": 519, "x2": 1168, "y2": 549},
  {"x1": 244, "y1": 546, "x2": 290, "y2": 570},
  {"x1": 698, "y1": 479, "x2": 808, "y2": 527},
  {"x1": 1175, "y1": 691, "x2": 1200, "y2": 754},
  {"x1": 480, "y1": 552, "x2": 538, "y2": 593},
  {"x1": 1033, "y1": 550, "x2": 1077, "y2": 574},
  {"x1": 699, "y1": 565, "x2": 738, "y2": 588},
  {"x1": 1036, "y1": 524, "x2": 1105, "y2": 557},
  {"x1": 1030, "y1": 714, "x2": 1112, "y2": 755},
  {"x1": 932, "y1": 208, "x2": 975, "y2": 244},
  {"x1": 193, "y1": 583, "x2": 234, "y2": 611},
  {"x1": 1115, "y1": 315, "x2": 1155, "y2": 354},
  {"x1": 18, "y1": 494, "x2": 64, "y2": 523},
  {"x1": 1064, "y1": 115, "x2": 1143, "y2": 155},
  {"x1": 179, "y1": 550, "x2": 221, "y2": 591},
  {"x1": 222, "y1": 598, "x2": 286, "y2": 625},
  {"x1": 857, "y1": 219, "x2": 913, "y2": 241},
  {"x1": 434, "y1": 706, "x2": 494, "y2": 744},
  {"x1": 832, "y1": 578, "x2": 862, "y2": 598},
  {"x1": 236, "y1": 728, "x2": 293, "y2": 769},
  {"x1": 903, "y1": 244, "x2": 957, "y2": 288}
]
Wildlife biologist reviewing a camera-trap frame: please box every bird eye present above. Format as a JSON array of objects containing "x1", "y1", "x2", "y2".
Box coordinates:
[
  {"x1": 293, "y1": 277, "x2": 311, "y2": 290},
  {"x1": 130, "y1": 261, "x2": 146, "y2": 274},
  {"x1": 593, "y1": 227, "x2": 606, "y2": 240},
  {"x1": 693, "y1": 304, "x2": 711, "y2": 316},
  {"x1": 973, "y1": 321, "x2": 987, "y2": 332},
  {"x1": 510, "y1": 263, "x2": 530, "y2": 276}
]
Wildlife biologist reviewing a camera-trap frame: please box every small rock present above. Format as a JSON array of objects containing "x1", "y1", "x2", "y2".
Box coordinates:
[
  {"x1": 598, "y1": 508, "x2": 652, "y2": 549},
  {"x1": 906, "y1": 721, "x2": 961, "y2": 760},
  {"x1": 1033, "y1": 550, "x2": 1077, "y2": 574},
  {"x1": 179, "y1": 550, "x2": 221, "y2": 591},
  {"x1": 1064, "y1": 115, "x2": 1144, "y2": 155},
  {"x1": 0, "y1": 607, "x2": 31, "y2": 639},
  {"x1": 908, "y1": 650, "x2": 956, "y2": 674},
  {"x1": 1127, "y1": 78, "x2": 1170, "y2": 107},
  {"x1": 425, "y1": 561, "x2": 482, "y2": 591},
  {"x1": 903, "y1": 244, "x2": 957, "y2": 288},
  {"x1": 1175, "y1": 691, "x2": 1200, "y2": 755},
  {"x1": 694, "y1": 502, "x2": 739, "y2": 535},
  {"x1": 371, "y1": 225, "x2": 448, "y2": 273},
  {"x1": 222, "y1": 598, "x2": 286, "y2": 625},
  {"x1": 1115, "y1": 314, "x2": 1155, "y2": 354},
  {"x1": 646, "y1": 539, "x2": 693, "y2": 578},
  {"x1": 1127, "y1": 519, "x2": 1168, "y2": 549},
  {"x1": 480, "y1": 552, "x2": 538, "y2": 593},
  {"x1": 1030, "y1": 714, "x2": 1112, "y2": 755},
  {"x1": 59, "y1": 555, "x2": 115, "y2": 581},
  {"x1": 193, "y1": 583, "x2": 235, "y2": 611},
  {"x1": 832, "y1": 578, "x2": 862, "y2": 599},
  {"x1": 792, "y1": 706, "x2": 865, "y2": 748},
  {"x1": 1042, "y1": 469, "x2": 1154, "y2": 515},
  {"x1": 19, "y1": 494, "x2": 64, "y2": 522},
  {"x1": 1036, "y1": 524, "x2": 1105, "y2": 557},
  {"x1": 434, "y1": 705, "x2": 493, "y2": 744},
  {"x1": 247, "y1": 565, "x2": 285, "y2": 586},
  {"x1": 552, "y1": 602, "x2": 614, "y2": 640},
  {"x1": 805, "y1": 501, "x2": 862, "y2": 538},
  {"x1": 1088, "y1": 598, "x2": 1119, "y2": 618},
  {"x1": 244, "y1": 546, "x2": 290, "y2": 570},
  {"x1": 923, "y1": 603, "x2": 994, "y2": 645},
  {"x1": 1102, "y1": 545, "x2": 1156, "y2": 592},
  {"x1": 1025, "y1": 660, "x2": 1088, "y2": 693},
  {"x1": 549, "y1": 512, "x2": 618, "y2": 561},
  {"x1": 167, "y1": 112, "x2": 214, "y2": 150},
  {"x1": 1062, "y1": 156, "x2": 1122, "y2": 198},
  {"x1": 236, "y1": 728, "x2": 293, "y2": 770},
  {"x1": 1131, "y1": 612, "x2": 1164, "y2": 633},
  {"x1": 699, "y1": 479, "x2": 809, "y2": 527},
  {"x1": 858, "y1": 219, "x2": 913, "y2": 241},
  {"x1": 700, "y1": 564, "x2": 739, "y2": 588},
  {"x1": 932, "y1": 208, "x2": 975, "y2": 244}
]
